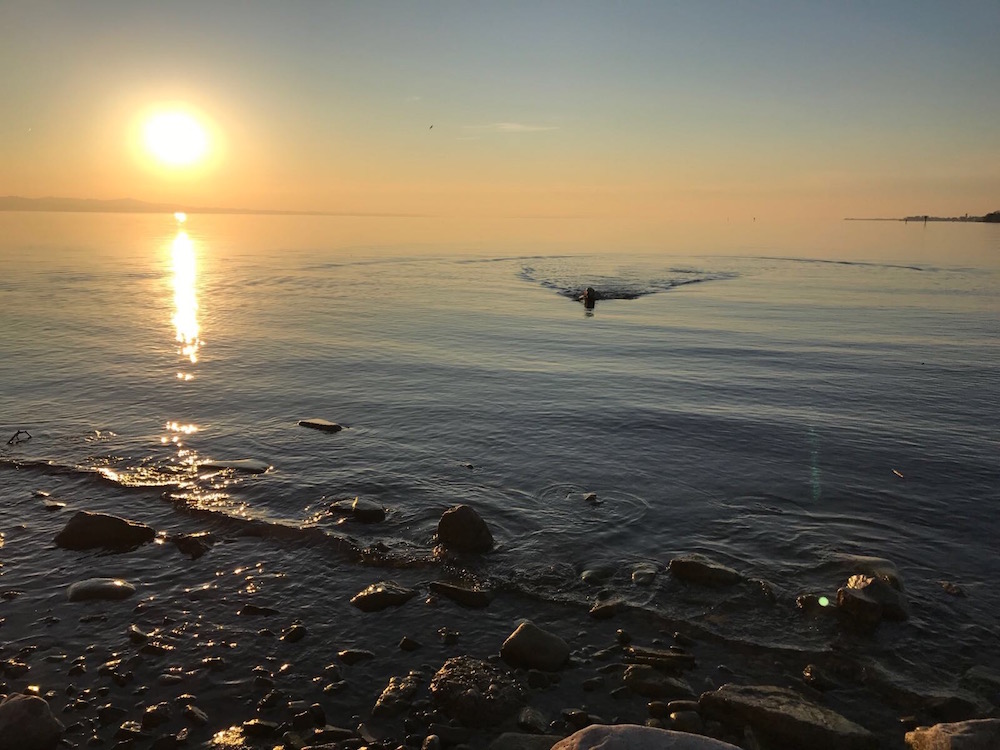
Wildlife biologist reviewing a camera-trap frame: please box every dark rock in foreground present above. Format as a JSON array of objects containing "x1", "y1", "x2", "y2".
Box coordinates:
[
  {"x1": 54, "y1": 511, "x2": 156, "y2": 551},
  {"x1": 298, "y1": 418, "x2": 344, "y2": 433},
  {"x1": 66, "y1": 578, "x2": 136, "y2": 602},
  {"x1": 350, "y1": 581, "x2": 418, "y2": 612},
  {"x1": 622, "y1": 665, "x2": 695, "y2": 700},
  {"x1": 700, "y1": 684, "x2": 877, "y2": 750},
  {"x1": 905, "y1": 718, "x2": 1000, "y2": 749},
  {"x1": 668, "y1": 554, "x2": 742, "y2": 587},
  {"x1": 488, "y1": 733, "x2": 562, "y2": 750},
  {"x1": 552, "y1": 724, "x2": 741, "y2": 749},
  {"x1": 501, "y1": 621, "x2": 570, "y2": 672},
  {"x1": 0, "y1": 694, "x2": 64, "y2": 750},
  {"x1": 437, "y1": 504, "x2": 494, "y2": 553},
  {"x1": 430, "y1": 655, "x2": 525, "y2": 727}
]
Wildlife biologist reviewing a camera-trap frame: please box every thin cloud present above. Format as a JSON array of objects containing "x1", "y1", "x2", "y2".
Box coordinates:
[{"x1": 473, "y1": 122, "x2": 558, "y2": 133}]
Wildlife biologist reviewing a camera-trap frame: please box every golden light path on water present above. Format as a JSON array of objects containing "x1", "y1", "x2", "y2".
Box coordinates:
[{"x1": 171, "y1": 228, "x2": 201, "y2": 369}]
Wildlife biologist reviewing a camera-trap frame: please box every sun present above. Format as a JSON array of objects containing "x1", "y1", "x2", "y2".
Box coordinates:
[{"x1": 144, "y1": 111, "x2": 209, "y2": 167}]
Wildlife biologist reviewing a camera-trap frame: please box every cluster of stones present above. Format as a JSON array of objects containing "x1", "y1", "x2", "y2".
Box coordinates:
[{"x1": 3, "y1": 484, "x2": 990, "y2": 750}]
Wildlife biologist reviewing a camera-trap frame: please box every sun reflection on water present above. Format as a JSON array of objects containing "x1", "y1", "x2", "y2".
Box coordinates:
[{"x1": 171, "y1": 230, "x2": 201, "y2": 366}]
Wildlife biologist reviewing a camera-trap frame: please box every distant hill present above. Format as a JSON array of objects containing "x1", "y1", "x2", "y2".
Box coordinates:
[{"x1": 0, "y1": 196, "x2": 419, "y2": 217}]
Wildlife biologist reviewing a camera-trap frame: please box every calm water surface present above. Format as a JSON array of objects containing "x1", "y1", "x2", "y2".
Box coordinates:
[{"x1": 1, "y1": 212, "x2": 998, "y2": 696}]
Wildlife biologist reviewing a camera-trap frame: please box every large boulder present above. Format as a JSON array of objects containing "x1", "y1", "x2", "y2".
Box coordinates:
[
  {"x1": 837, "y1": 573, "x2": 908, "y2": 628},
  {"x1": 701, "y1": 684, "x2": 876, "y2": 750},
  {"x1": 905, "y1": 719, "x2": 1000, "y2": 749},
  {"x1": 501, "y1": 621, "x2": 570, "y2": 672},
  {"x1": 552, "y1": 724, "x2": 741, "y2": 749},
  {"x1": 668, "y1": 555, "x2": 742, "y2": 587},
  {"x1": 437, "y1": 504, "x2": 494, "y2": 553},
  {"x1": 0, "y1": 694, "x2": 64, "y2": 750},
  {"x1": 430, "y1": 656, "x2": 524, "y2": 727},
  {"x1": 66, "y1": 578, "x2": 136, "y2": 602},
  {"x1": 54, "y1": 511, "x2": 155, "y2": 551}
]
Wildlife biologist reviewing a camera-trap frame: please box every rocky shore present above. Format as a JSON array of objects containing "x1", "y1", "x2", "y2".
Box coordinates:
[{"x1": 1, "y1": 501, "x2": 998, "y2": 750}]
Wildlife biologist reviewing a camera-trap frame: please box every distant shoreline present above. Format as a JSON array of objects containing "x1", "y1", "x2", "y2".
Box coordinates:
[{"x1": 846, "y1": 213, "x2": 999, "y2": 223}]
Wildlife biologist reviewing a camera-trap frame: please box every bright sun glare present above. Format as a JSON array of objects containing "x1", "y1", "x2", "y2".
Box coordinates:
[{"x1": 144, "y1": 112, "x2": 209, "y2": 167}]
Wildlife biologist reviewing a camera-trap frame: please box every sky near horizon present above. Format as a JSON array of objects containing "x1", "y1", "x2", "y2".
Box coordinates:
[{"x1": 2, "y1": 1, "x2": 998, "y2": 223}]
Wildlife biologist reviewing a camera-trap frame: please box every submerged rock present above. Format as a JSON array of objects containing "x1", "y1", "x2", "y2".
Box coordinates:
[
  {"x1": 668, "y1": 555, "x2": 742, "y2": 587},
  {"x1": 0, "y1": 693, "x2": 64, "y2": 750},
  {"x1": 171, "y1": 531, "x2": 215, "y2": 559},
  {"x1": 501, "y1": 621, "x2": 570, "y2": 672},
  {"x1": 700, "y1": 684, "x2": 876, "y2": 750},
  {"x1": 54, "y1": 511, "x2": 155, "y2": 552},
  {"x1": 298, "y1": 418, "x2": 344, "y2": 433},
  {"x1": 437, "y1": 504, "x2": 494, "y2": 553},
  {"x1": 905, "y1": 718, "x2": 1000, "y2": 749},
  {"x1": 66, "y1": 578, "x2": 136, "y2": 602},
  {"x1": 350, "y1": 581, "x2": 418, "y2": 612},
  {"x1": 430, "y1": 656, "x2": 524, "y2": 727},
  {"x1": 552, "y1": 724, "x2": 741, "y2": 749}
]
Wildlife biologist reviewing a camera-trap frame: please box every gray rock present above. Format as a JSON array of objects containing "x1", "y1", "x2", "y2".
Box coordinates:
[
  {"x1": 372, "y1": 671, "x2": 422, "y2": 719},
  {"x1": 668, "y1": 555, "x2": 742, "y2": 587},
  {"x1": 66, "y1": 578, "x2": 136, "y2": 602},
  {"x1": 623, "y1": 665, "x2": 696, "y2": 700},
  {"x1": 501, "y1": 621, "x2": 570, "y2": 672},
  {"x1": 54, "y1": 511, "x2": 155, "y2": 551},
  {"x1": 518, "y1": 707, "x2": 549, "y2": 734},
  {"x1": 298, "y1": 418, "x2": 343, "y2": 433},
  {"x1": 350, "y1": 581, "x2": 417, "y2": 612},
  {"x1": 552, "y1": 724, "x2": 741, "y2": 749},
  {"x1": 429, "y1": 580, "x2": 494, "y2": 608},
  {"x1": 700, "y1": 684, "x2": 876, "y2": 750},
  {"x1": 905, "y1": 719, "x2": 1000, "y2": 749},
  {"x1": 351, "y1": 498, "x2": 386, "y2": 523},
  {"x1": 430, "y1": 655, "x2": 525, "y2": 727},
  {"x1": 437, "y1": 504, "x2": 494, "y2": 553},
  {"x1": 488, "y1": 734, "x2": 562, "y2": 750},
  {"x1": 0, "y1": 694, "x2": 64, "y2": 750}
]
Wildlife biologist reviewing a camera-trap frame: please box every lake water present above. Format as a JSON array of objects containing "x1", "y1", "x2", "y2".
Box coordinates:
[{"x1": 0, "y1": 212, "x2": 997, "y2": 741}]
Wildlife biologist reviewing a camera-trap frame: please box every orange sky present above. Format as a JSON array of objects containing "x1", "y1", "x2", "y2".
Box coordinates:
[{"x1": 2, "y1": 2, "x2": 998, "y2": 222}]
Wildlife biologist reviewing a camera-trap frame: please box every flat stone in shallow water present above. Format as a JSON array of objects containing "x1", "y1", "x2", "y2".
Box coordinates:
[
  {"x1": 552, "y1": 724, "x2": 741, "y2": 749},
  {"x1": 197, "y1": 458, "x2": 271, "y2": 473},
  {"x1": 429, "y1": 580, "x2": 494, "y2": 608},
  {"x1": 54, "y1": 511, "x2": 156, "y2": 551},
  {"x1": 66, "y1": 578, "x2": 136, "y2": 602},
  {"x1": 700, "y1": 684, "x2": 876, "y2": 750},
  {"x1": 0, "y1": 694, "x2": 64, "y2": 750},
  {"x1": 350, "y1": 581, "x2": 418, "y2": 612},
  {"x1": 905, "y1": 718, "x2": 1000, "y2": 749},
  {"x1": 668, "y1": 555, "x2": 742, "y2": 587},
  {"x1": 298, "y1": 418, "x2": 344, "y2": 433}
]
